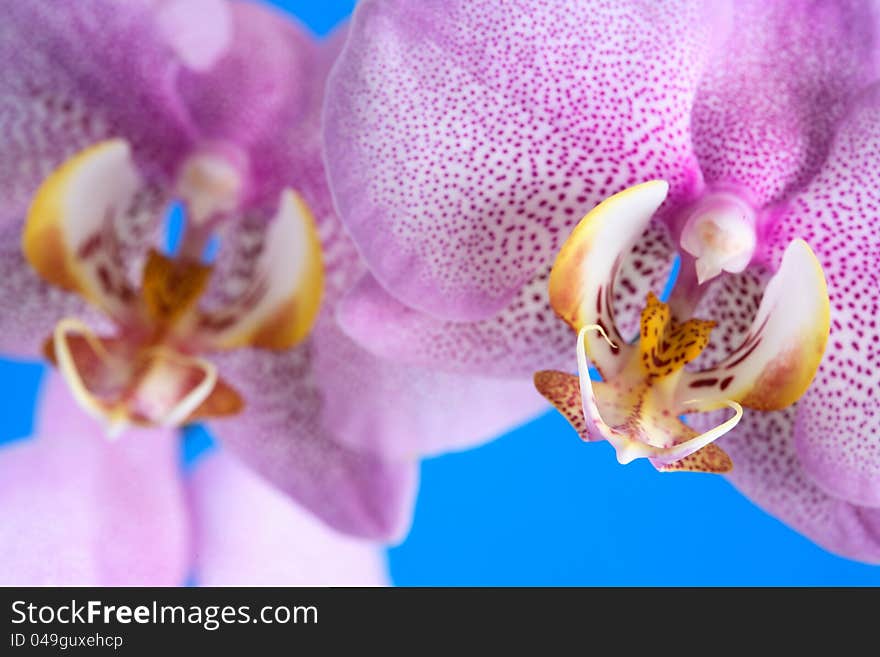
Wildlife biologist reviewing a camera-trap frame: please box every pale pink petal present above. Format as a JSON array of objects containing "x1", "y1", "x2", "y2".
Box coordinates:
[
  {"x1": 337, "y1": 271, "x2": 571, "y2": 376},
  {"x1": 324, "y1": 0, "x2": 721, "y2": 322},
  {"x1": 757, "y1": 86, "x2": 880, "y2": 507},
  {"x1": 208, "y1": 347, "x2": 419, "y2": 541},
  {"x1": 0, "y1": 373, "x2": 189, "y2": 585},
  {"x1": 691, "y1": 0, "x2": 880, "y2": 207},
  {"x1": 189, "y1": 450, "x2": 388, "y2": 586},
  {"x1": 698, "y1": 407, "x2": 880, "y2": 564},
  {"x1": 313, "y1": 316, "x2": 548, "y2": 456},
  {"x1": 156, "y1": 0, "x2": 232, "y2": 72}
]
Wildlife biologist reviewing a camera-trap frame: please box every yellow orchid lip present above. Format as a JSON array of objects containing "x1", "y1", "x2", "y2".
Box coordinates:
[
  {"x1": 23, "y1": 139, "x2": 325, "y2": 434},
  {"x1": 536, "y1": 181, "x2": 831, "y2": 473}
]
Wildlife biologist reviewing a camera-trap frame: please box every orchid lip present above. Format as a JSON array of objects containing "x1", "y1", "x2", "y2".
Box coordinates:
[{"x1": 23, "y1": 139, "x2": 325, "y2": 435}]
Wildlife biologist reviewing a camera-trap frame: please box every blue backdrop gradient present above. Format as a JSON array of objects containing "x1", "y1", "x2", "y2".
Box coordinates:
[{"x1": 1, "y1": 0, "x2": 878, "y2": 586}]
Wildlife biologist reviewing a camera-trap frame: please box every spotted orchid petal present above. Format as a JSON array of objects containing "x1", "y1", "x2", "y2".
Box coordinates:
[
  {"x1": 0, "y1": 374, "x2": 189, "y2": 585},
  {"x1": 691, "y1": 0, "x2": 880, "y2": 208},
  {"x1": 337, "y1": 269, "x2": 575, "y2": 377},
  {"x1": 690, "y1": 407, "x2": 880, "y2": 563},
  {"x1": 337, "y1": 216, "x2": 678, "y2": 378},
  {"x1": 189, "y1": 450, "x2": 389, "y2": 586},
  {"x1": 761, "y1": 86, "x2": 880, "y2": 507},
  {"x1": 337, "y1": 183, "x2": 676, "y2": 378},
  {"x1": 325, "y1": 0, "x2": 722, "y2": 323}
]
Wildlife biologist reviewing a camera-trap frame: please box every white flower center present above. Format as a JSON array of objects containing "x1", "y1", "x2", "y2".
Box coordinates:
[
  {"x1": 176, "y1": 149, "x2": 246, "y2": 225},
  {"x1": 680, "y1": 192, "x2": 756, "y2": 284}
]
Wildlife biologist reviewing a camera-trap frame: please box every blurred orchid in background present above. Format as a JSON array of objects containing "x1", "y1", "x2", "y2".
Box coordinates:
[
  {"x1": 324, "y1": 0, "x2": 880, "y2": 561},
  {"x1": 0, "y1": 0, "x2": 545, "y2": 584},
  {"x1": 2, "y1": 374, "x2": 388, "y2": 585}
]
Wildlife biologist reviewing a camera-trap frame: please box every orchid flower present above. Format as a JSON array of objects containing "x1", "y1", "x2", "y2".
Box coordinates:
[
  {"x1": 323, "y1": 0, "x2": 880, "y2": 561},
  {"x1": 0, "y1": 0, "x2": 547, "y2": 566}
]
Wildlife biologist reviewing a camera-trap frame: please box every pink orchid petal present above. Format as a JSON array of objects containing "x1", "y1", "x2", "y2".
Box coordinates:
[
  {"x1": 156, "y1": 0, "x2": 232, "y2": 72},
  {"x1": 758, "y1": 87, "x2": 880, "y2": 507},
  {"x1": 691, "y1": 0, "x2": 880, "y2": 207},
  {"x1": 0, "y1": 218, "x2": 97, "y2": 357},
  {"x1": 338, "y1": 225, "x2": 675, "y2": 377},
  {"x1": 177, "y1": 3, "x2": 336, "y2": 208},
  {"x1": 325, "y1": 0, "x2": 720, "y2": 322},
  {"x1": 0, "y1": 0, "x2": 195, "y2": 219},
  {"x1": 0, "y1": 373, "x2": 189, "y2": 585},
  {"x1": 314, "y1": 314, "x2": 548, "y2": 456},
  {"x1": 208, "y1": 347, "x2": 419, "y2": 541},
  {"x1": 189, "y1": 450, "x2": 389, "y2": 586},
  {"x1": 337, "y1": 271, "x2": 571, "y2": 376},
  {"x1": 689, "y1": 407, "x2": 880, "y2": 564}
]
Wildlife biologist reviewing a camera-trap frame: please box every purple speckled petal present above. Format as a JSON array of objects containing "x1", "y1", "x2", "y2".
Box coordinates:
[
  {"x1": 689, "y1": 407, "x2": 880, "y2": 564},
  {"x1": 691, "y1": 0, "x2": 880, "y2": 207},
  {"x1": 208, "y1": 347, "x2": 418, "y2": 541},
  {"x1": 314, "y1": 315, "x2": 548, "y2": 455},
  {"x1": 189, "y1": 450, "x2": 388, "y2": 586},
  {"x1": 761, "y1": 86, "x2": 880, "y2": 507},
  {"x1": 324, "y1": 0, "x2": 720, "y2": 322},
  {"x1": 0, "y1": 374, "x2": 189, "y2": 585},
  {"x1": 337, "y1": 271, "x2": 570, "y2": 376},
  {"x1": 0, "y1": 0, "x2": 198, "y2": 218},
  {"x1": 338, "y1": 222, "x2": 675, "y2": 376},
  {"x1": 0, "y1": 218, "x2": 95, "y2": 356}
]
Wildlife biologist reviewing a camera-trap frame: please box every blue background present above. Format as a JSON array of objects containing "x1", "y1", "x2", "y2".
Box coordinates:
[{"x1": 2, "y1": 0, "x2": 879, "y2": 586}]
